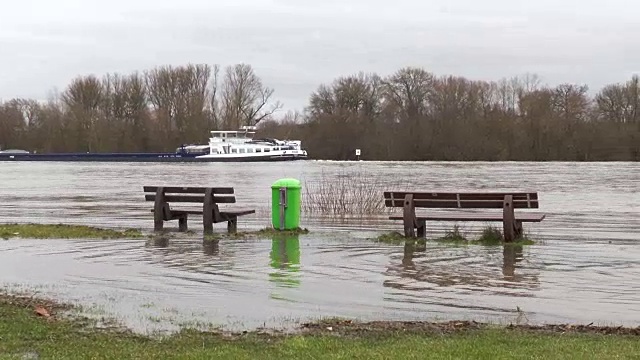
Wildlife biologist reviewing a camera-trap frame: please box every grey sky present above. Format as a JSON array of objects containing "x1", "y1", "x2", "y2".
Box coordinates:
[{"x1": 1, "y1": 0, "x2": 638, "y2": 112}]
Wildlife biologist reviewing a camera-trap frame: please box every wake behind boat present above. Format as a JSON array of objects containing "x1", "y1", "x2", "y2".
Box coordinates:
[{"x1": 0, "y1": 126, "x2": 308, "y2": 162}]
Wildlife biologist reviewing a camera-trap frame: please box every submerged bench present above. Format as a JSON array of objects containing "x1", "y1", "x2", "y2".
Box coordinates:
[
  {"x1": 384, "y1": 191, "x2": 545, "y2": 242},
  {"x1": 143, "y1": 186, "x2": 255, "y2": 234}
]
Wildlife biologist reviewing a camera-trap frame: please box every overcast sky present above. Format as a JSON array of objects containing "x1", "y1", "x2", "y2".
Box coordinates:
[{"x1": 1, "y1": 0, "x2": 638, "y2": 112}]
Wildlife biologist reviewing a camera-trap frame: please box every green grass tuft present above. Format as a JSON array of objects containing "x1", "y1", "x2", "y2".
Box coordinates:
[
  {"x1": 373, "y1": 231, "x2": 409, "y2": 244},
  {"x1": 435, "y1": 225, "x2": 467, "y2": 243},
  {"x1": 471, "y1": 226, "x2": 504, "y2": 245},
  {"x1": 375, "y1": 225, "x2": 537, "y2": 247},
  {"x1": 0, "y1": 223, "x2": 144, "y2": 240},
  {"x1": 470, "y1": 226, "x2": 536, "y2": 246}
]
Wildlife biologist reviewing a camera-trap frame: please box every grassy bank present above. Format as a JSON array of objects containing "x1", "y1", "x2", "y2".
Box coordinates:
[
  {"x1": 0, "y1": 223, "x2": 143, "y2": 239},
  {"x1": 0, "y1": 295, "x2": 638, "y2": 359}
]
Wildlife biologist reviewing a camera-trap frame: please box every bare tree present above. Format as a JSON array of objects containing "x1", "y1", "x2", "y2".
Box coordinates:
[
  {"x1": 4, "y1": 63, "x2": 640, "y2": 161},
  {"x1": 146, "y1": 64, "x2": 213, "y2": 146},
  {"x1": 61, "y1": 75, "x2": 104, "y2": 151},
  {"x1": 220, "y1": 64, "x2": 282, "y2": 129}
]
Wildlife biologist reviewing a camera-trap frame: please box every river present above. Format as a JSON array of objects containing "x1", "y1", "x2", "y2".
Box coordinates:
[{"x1": 0, "y1": 161, "x2": 638, "y2": 333}]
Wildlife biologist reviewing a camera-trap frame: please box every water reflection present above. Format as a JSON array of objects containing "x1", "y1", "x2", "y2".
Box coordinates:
[
  {"x1": 146, "y1": 235, "x2": 170, "y2": 248},
  {"x1": 203, "y1": 239, "x2": 219, "y2": 256},
  {"x1": 2, "y1": 161, "x2": 639, "y2": 242},
  {"x1": 269, "y1": 234, "x2": 301, "y2": 288},
  {"x1": 384, "y1": 241, "x2": 539, "y2": 291},
  {"x1": 502, "y1": 245, "x2": 523, "y2": 280}
]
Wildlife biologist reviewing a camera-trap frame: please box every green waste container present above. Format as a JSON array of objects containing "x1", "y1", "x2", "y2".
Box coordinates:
[{"x1": 271, "y1": 178, "x2": 302, "y2": 230}]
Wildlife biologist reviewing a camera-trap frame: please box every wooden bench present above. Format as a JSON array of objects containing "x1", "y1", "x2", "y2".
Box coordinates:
[
  {"x1": 384, "y1": 191, "x2": 545, "y2": 242},
  {"x1": 143, "y1": 186, "x2": 255, "y2": 234}
]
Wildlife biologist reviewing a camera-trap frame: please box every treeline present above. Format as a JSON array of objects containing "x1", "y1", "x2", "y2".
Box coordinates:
[
  {"x1": 260, "y1": 70, "x2": 640, "y2": 161},
  {"x1": 0, "y1": 64, "x2": 280, "y2": 152},
  {"x1": 1, "y1": 64, "x2": 639, "y2": 160}
]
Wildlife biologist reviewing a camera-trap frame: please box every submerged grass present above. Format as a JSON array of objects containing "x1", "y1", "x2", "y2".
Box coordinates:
[
  {"x1": 203, "y1": 227, "x2": 310, "y2": 242},
  {"x1": 436, "y1": 225, "x2": 467, "y2": 243},
  {"x1": 376, "y1": 226, "x2": 536, "y2": 246},
  {"x1": 0, "y1": 294, "x2": 638, "y2": 359},
  {"x1": 373, "y1": 231, "x2": 408, "y2": 245},
  {"x1": 0, "y1": 223, "x2": 144, "y2": 240},
  {"x1": 470, "y1": 226, "x2": 536, "y2": 246}
]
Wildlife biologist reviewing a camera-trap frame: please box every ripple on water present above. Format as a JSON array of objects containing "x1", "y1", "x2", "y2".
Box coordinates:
[
  {"x1": 0, "y1": 232, "x2": 639, "y2": 334},
  {"x1": 1, "y1": 161, "x2": 639, "y2": 332}
]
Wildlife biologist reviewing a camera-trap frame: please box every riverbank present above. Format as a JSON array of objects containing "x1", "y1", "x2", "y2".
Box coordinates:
[{"x1": 1, "y1": 293, "x2": 638, "y2": 359}]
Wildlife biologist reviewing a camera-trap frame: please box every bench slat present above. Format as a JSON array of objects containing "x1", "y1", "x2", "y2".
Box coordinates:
[
  {"x1": 145, "y1": 194, "x2": 236, "y2": 203},
  {"x1": 384, "y1": 199, "x2": 539, "y2": 209},
  {"x1": 221, "y1": 209, "x2": 256, "y2": 216},
  {"x1": 384, "y1": 191, "x2": 538, "y2": 200},
  {"x1": 389, "y1": 213, "x2": 546, "y2": 222},
  {"x1": 152, "y1": 209, "x2": 255, "y2": 216},
  {"x1": 143, "y1": 186, "x2": 234, "y2": 194}
]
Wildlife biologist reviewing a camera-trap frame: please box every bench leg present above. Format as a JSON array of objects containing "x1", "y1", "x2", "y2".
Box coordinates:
[
  {"x1": 503, "y1": 221, "x2": 515, "y2": 242},
  {"x1": 178, "y1": 214, "x2": 188, "y2": 232},
  {"x1": 403, "y1": 195, "x2": 416, "y2": 238},
  {"x1": 203, "y1": 191, "x2": 214, "y2": 235},
  {"x1": 154, "y1": 213, "x2": 164, "y2": 232},
  {"x1": 503, "y1": 195, "x2": 516, "y2": 242},
  {"x1": 514, "y1": 221, "x2": 523, "y2": 239},
  {"x1": 203, "y1": 215, "x2": 214, "y2": 235},
  {"x1": 416, "y1": 220, "x2": 426, "y2": 238},
  {"x1": 227, "y1": 218, "x2": 238, "y2": 234},
  {"x1": 153, "y1": 218, "x2": 164, "y2": 232},
  {"x1": 153, "y1": 188, "x2": 166, "y2": 232}
]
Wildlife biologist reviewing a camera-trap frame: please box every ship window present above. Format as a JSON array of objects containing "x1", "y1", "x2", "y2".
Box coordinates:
[
  {"x1": 231, "y1": 148, "x2": 238, "y2": 153},
  {"x1": 274, "y1": 147, "x2": 279, "y2": 151},
  {"x1": 256, "y1": 148, "x2": 262, "y2": 153},
  {"x1": 247, "y1": 148, "x2": 254, "y2": 153},
  {"x1": 264, "y1": 148, "x2": 270, "y2": 152},
  {"x1": 239, "y1": 148, "x2": 246, "y2": 153}
]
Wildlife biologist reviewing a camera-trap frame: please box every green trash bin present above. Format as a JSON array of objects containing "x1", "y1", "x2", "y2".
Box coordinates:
[{"x1": 271, "y1": 178, "x2": 302, "y2": 230}]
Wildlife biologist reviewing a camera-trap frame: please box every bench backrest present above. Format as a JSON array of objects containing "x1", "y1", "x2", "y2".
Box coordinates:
[
  {"x1": 383, "y1": 191, "x2": 539, "y2": 209},
  {"x1": 143, "y1": 186, "x2": 236, "y2": 204}
]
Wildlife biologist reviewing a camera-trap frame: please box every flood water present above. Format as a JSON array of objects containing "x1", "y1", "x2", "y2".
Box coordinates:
[{"x1": 0, "y1": 161, "x2": 639, "y2": 333}]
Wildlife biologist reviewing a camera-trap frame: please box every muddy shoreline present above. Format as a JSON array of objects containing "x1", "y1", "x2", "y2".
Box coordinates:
[{"x1": 2, "y1": 292, "x2": 638, "y2": 339}]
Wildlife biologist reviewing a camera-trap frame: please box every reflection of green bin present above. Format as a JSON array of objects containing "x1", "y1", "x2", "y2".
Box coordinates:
[
  {"x1": 270, "y1": 235, "x2": 300, "y2": 269},
  {"x1": 269, "y1": 234, "x2": 301, "y2": 289},
  {"x1": 271, "y1": 178, "x2": 302, "y2": 230}
]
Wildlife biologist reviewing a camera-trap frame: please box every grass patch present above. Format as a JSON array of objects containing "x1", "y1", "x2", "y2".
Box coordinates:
[
  {"x1": 470, "y1": 226, "x2": 535, "y2": 246},
  {"x1": 0, "y1": 294, "x2": 638, "y2": 359},
  {"x1": 373, "y1": 231, "x2": 408, "y2": 245},
  {"x1": 0, "y1": 223, "x2": 144, "y2": 240},
  {"x1": 374, "y1": 225, "x2": 536, "y2": 247},
  {"x1": 435, "y1": 225, "x2": 468, "y2": 243},
  {"x1": 256, "y1": 227, "x2": 310, "y2": 236},
  {"x1": 431, "y1": 225, "x2": 536, "y2": 246},
  {"x1": 203, "y1": 227, "x2": 310, "y2": 242}
]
